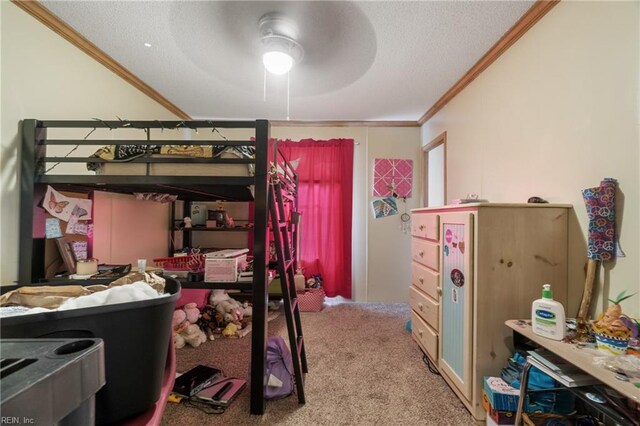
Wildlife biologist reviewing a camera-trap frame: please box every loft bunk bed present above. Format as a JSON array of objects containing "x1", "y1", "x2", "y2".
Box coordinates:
[{"x1": 18, "y1": 118, "x2": 306, "y2": 415}]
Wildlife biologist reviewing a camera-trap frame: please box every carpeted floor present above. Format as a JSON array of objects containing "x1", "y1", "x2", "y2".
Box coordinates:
[{"x1": 161, "y1": 302, "x2": 474, "y2": 425}]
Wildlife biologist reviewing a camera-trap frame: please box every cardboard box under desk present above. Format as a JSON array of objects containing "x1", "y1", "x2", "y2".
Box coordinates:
[
  {"x1": 204, "y1": 254, "x2": 246, "y2": 282},
  {"x1": 482, "y1": 390, "x2": 516, "y2": 425},
  {"x1": 483, "y1": 376, "x2": 520, "y2": 412}
]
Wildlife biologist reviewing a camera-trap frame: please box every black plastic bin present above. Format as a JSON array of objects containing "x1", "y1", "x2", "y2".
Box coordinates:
[{"x1": 0, "y1": 277, "x2": 180, "y2": 425}]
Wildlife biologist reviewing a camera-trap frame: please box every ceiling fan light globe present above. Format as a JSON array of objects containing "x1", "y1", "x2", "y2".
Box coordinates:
[{"x1": 263, "y1": 51, "x2": 293, "y2": 75}]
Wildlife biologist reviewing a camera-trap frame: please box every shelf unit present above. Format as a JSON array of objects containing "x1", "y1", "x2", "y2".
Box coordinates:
[{"x1": 509, "y1": 320, "x2": 639, "y2": 425}]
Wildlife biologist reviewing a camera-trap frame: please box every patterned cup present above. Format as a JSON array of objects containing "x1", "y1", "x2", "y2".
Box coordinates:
[{"x1": 594, "y1": 332, "x2": 630, "y2": 355}]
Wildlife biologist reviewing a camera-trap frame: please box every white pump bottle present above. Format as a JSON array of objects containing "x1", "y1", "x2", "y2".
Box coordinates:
[{"x1": 531, "y1": 284, "x2": 566, "y2": 340}]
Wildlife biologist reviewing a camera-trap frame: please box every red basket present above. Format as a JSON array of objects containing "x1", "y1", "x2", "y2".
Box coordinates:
[
  {"x1": 297, "y1": 288, "x2": 325, "y2": 312},
  {"x1": 152, "y1": 254, "x2": 205, "y2": 271}
]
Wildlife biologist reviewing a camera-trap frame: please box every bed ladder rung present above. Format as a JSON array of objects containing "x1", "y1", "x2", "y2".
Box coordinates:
[{"x1": 269, "y1": 181, "x2": 307, "y2": 404}]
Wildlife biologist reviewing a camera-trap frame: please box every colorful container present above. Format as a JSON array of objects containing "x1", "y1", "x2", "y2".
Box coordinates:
[
  {"x1": 594, "y1": 331, "x2": 629, "y2": 355},
  {"x1": 298, "y1": 288, "x2": 325, "y2": 312}
]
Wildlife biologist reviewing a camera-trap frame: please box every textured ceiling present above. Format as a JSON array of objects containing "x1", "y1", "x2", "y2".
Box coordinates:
[{"x1": 40, "y1": 1, "x2": 535, "y2": 121}]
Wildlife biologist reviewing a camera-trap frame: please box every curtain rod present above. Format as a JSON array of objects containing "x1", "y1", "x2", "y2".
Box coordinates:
[{"x1": 275, "y1": 138, "x2": 360, "y2": 145}]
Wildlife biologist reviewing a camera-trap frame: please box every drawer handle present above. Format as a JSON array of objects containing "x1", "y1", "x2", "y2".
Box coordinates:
[
  {"x1": 418, "y1": 303, "x2": 423, "y2": 311},
  {"x1": 418, "y1": 277, "x2": 424, "y2": 284},
  {"x1": 418, "y1": 250, "x2": 424, "y2": 257},
  {"x1": 419, "y1": 225, "x2": 425, "y2": 231},
  {"x1": 418, "y1": 329, "x2": 423, "y2": 337},
  {"x1": 437, "y1": 287, "x2": 442, "y2": 296}
]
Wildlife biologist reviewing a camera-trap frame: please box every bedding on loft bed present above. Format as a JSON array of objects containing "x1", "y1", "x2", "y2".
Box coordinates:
[{"x1": 87, "y1": 143, "x2": 256, "y2": 176}]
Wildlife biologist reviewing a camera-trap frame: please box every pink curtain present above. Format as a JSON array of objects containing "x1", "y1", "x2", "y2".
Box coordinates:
[{"x1": 278, "y1": 139, "x2": 354, "y2": 298}]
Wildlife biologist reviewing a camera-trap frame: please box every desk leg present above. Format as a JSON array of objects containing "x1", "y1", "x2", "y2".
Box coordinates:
[{"x1": 515, "y1": 361, "x2": 532, "y2": 425}]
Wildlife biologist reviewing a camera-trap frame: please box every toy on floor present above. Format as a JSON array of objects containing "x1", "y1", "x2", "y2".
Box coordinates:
[
  {"x1": 242, "y1": 301, "x2": 253, "y2": 317},
  {"x1": 172, "y1": 302, "x2": 208, "y2": 348},
  {"x1": 216, "y1": 298, "x2": 245, "y2": 324},
  {"x1": 209, "y1": 289, "x2": 230, "y2": 305},
  {"x1": 222, "y1": 322, "x2": 238, "y2": 337},
  {"x1": 203, "y1": 290, "x2": 254, "y2": 338},
  {"x1": 175, "y1": 323, "x2": 207, "y2": 349},
  {"x1": 172, "y1": 302, "x2": 200, "y2": 332},
  {"x1": 306, "y1": 274, "x2": 323, "y2": 289},
  {"x1": 198, "y1": 304, "x2": 225, "y2": 340}
]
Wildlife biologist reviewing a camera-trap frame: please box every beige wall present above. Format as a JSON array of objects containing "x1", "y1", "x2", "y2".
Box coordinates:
[
  {"x1": 0, "y1": 2, "x2": 177, "y2": 283},
  {"x1": 421, "y1": 1, "x2": 640, "y2": 316},
  {"x1": 271, "y1": 127, "x2": 421, "y2": 303},
  {"x1": 365, "y1": 127, "x2": 421, "y2": 302}
]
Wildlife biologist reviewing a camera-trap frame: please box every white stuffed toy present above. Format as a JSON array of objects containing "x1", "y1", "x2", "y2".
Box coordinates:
[
  {"x1": 215, "y1": 298, "x2": 244, "y2": 323},
  {"x1": 242, "y1": 301, "x2": 253, "y2": 317},
  {"x1": 208, "y1": 290, "x2": 253, "y2": 335},
  {"x1": 174, "y1": 323, "x2": 207, "y2": 349},
  {"x1": 209, "y1": 289, "x2": 230, "y2": 305}
]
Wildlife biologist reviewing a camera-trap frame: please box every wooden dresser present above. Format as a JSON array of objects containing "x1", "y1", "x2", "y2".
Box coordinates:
[
  {"x1": 409, "y1": 211, "x2": 441, "y2": 363},
  {"x1": 409, "y1": 203, "x2": 571, "y2": 421}
]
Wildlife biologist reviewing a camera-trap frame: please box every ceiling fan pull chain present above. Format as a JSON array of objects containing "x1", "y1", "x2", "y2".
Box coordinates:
[
  {"x1": 287, "y1": 71, "x2": 291, "y2": 121},
  {"x1": 263, "y1": 67, "x2": 267, "y2": 102}
]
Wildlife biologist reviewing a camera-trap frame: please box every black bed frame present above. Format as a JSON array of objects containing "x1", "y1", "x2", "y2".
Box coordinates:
[{"x1": 18, "y1": 118, "x2": 289, "y2": 414}]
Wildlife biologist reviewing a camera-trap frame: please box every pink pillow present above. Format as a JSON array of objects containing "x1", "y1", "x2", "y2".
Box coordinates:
[{"x1": 175, "y1": 289, "x2": 211, "y2": 309}]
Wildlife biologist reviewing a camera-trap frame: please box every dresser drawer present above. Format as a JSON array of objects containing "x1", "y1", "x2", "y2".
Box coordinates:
[
  {"x1": 410, "y1": 286, "x2": 439, "y2": 329},
  {"x1": 411, "y1": 213, "x2": 439, "y2": 240},
  {"x1": 411, "y1": 262, "x2": 440, "y2": 300},
  {"x1": 411, "y1": 239, "x2": 439, "y2": 271},
  {"x1": 411, "y1": 310, "x2": 438, "y2": 362}
]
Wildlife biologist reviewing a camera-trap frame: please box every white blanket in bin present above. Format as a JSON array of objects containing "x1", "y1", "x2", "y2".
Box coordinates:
[{"x1": 0, "y1": 282, "x2": 167, "y2": 317}]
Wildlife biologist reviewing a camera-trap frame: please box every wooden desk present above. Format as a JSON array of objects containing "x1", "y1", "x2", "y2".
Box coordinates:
[{"x1": 506, "y1": 319, "x2": 640, "y2": 424}]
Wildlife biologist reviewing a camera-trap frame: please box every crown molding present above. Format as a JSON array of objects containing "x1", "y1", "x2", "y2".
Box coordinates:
[
  {"x1": 13, "y1": 0, "x2": 556, "y2": 128},
  {"x1": 11, "y1": 1, "x2": 417, "y2": 128},
  {"x1": 11, "y1": 0, "x2": 191, "y2": 120},
  {"x1": 271, "y1": 120, "x2": 419, "y2": 128},
  {"x1": 418, "y1": 0, "x2": 559, "y2": 126}
]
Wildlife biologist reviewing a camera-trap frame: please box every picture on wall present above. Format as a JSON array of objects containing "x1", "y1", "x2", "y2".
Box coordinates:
[
  {"x1": 43, "y1": 186, "x2": 74, "y2": 222},
  {"x1": 371, "y1": 197, "x2": 399, "y2": 219},
  {"x1": 372, "y1": 158, "x2": 413, "y2": 198}
]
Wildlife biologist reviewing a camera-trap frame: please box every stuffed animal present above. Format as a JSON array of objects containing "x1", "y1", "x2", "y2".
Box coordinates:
[
  {"x1": 223, "y1": 312, "x2": 235, "y2": 324},
  {"x1": 242, "y1": 301, "x2": 253, "y2": 318},
  {"x1": 198, "y1": 304, "x2": 225, "y2": 341},
  {"x1": 209, "y1": 289, "x2": 230, "y2": 305},
  {"x1": 173, "y1": 303, "x2": 203, "y2": 348},
  {"x1": 173, "y1": 302, "x2": 200, "y2": 332},
  {"x1": 306, "y1": 274, "x2": 323, "y2": 289},
  {"x1": 240, "y1": 315, "x2": 252, "y2": 330},
  {"x1": 206, "y1": 291, "x2": 254, "y2": 337},
  {"x1": 175, "y1": 323, "x2": 207, "y2": 348},
  {"x1": 215, "y1": 298, "x2": 245, "y2": 323},
  {"x1": 174, "y1": 333, "x2": 185, "y2": 349},
  {"x1": 222, "y1": 322, "x2": 238, "y2": 337}
]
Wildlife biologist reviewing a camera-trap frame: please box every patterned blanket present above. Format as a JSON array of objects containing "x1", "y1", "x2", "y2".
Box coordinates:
[{"x1": 86, "y1": 144, "x2": 255, "y2": 171}]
